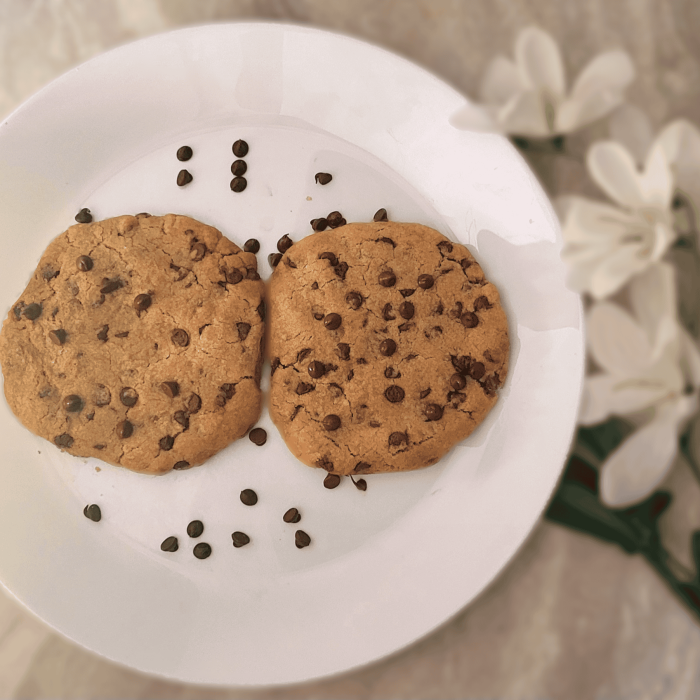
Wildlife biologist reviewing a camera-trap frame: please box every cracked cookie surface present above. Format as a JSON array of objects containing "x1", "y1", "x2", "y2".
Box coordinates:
[
  {"x1": 0, "y1": 213, "x2": 264, "y2": 474},
  {"x1": 268, "y1": 221, "x2": 510, "y2": 475}
]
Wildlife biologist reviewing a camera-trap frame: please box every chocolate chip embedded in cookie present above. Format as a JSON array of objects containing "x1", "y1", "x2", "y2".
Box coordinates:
[
  {"x1": 0, "y1": 214, "x2": 265, "y2": 474},
  {"x1": 268, "y1": 221, "x2": 509, "y2": 475}
]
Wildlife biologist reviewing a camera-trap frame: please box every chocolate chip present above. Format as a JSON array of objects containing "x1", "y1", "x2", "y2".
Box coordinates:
[
  {"x1": 284, "y1": 508, "x2": 302, "y2": 523},
  {"x1": 84, "y1": 504, "x2": 101, "y2": 522},
  {"x1": 461, "y1": 311, "x2": 479, "y2": 328},
  {"x1": 450, "y1": 373, "x2": 467, "y2": 391},
  {"x1": 160, "y1": 536, "x2": 178, "y2": 552},
  {"x1": 474, "y1": 295, "x2": 491, "y2": 311},
  {"x1": 248, "y1": 427, "x2": 267, "y2": 446},
  {"x1": 276, "y1": 234, "x2": 293, "y2": 254},
  {"x1": 240, "y1": 489, "x2": 258, "y2": 506},
  {"x1": 173, "y1": 460, "x2": 191, "y2": 470},
  {"x1": 75, "y1": 208, "x2": 93, "y2": 224},
  {"x1": 232, "y1": 139, "x2": 249, "y2": 157},
  {"x1": 171, "y1": 329, "x2": 190, "y2": 347},
  {"x1": 244, "y1": 238, "x2": 260, "y2": 253},
  {"x1": 373, "y1": 208, "x2": 388, "y2": 222},
  {"x1": 313, "y1": 312, "x2": 325, "y2": 321},
  {"x1": 323, "y1": 414, "x2": 341, "y2": 431},
  {"x1": 94, "y1": 385, "x2": 111, "y2": 406},
  {"x1": 334, "y1": 261, "x2": 349, "y2": 280},
  {"x1": 382, "y1": 303, "x2": 396, "y2": 321},
  {"x1": 324, "y1": 473, "x2": 341, "y2": 489},
  {"x1": 311, "y1": 281, "x2": 319, "y2": 290},
  {"x1": 171, "y1": 411, "x2": 188, "y2": 430},
  {"x1": 193, "y1": 543, "x2": 211, "y2": 559},
  {"x1": 237, "y1": 322, "x2": 251, "y2": 341},
  {"x1": 186, "y1": 393, "x2": 202, "y2": 414},
  {"x1": 379, "y1": 339, "x2": 397, "y2": 357},
  {"x1": 425, "y1": 404, "x2": 443, "y2": 421},
  {"x1": 63, "y1": 394, "x2": 83, "y2": 412},
  {"x1": 482, "y1": 373, "x2": 501, "y2": 395},
  {"x1": 42, "y1": 266, "x2": 59, "y2": 281},
  {"x1": 133, "y1": 293, "x2": 151, "y2": 313},
  {"x1": 327, "y1": 211, "x2": 346, "y2": 228},
  {"x1": 311, "y1": 217, "x2": 328, "y2": 231},
  {"x1": 336, "y1": 343, "x2": 350, "y2": 360},
  {"x1": 177, "y1": 146, "x2": 193, "y2": 161},
  {"x1": 221, "y1": 383, "x2": 236, "y2": 400},
  {"x1": 232, "y1": 532, "x2": 250, "y2": 548},
  {"x1": 399, "y1": 301, "x2": 415, "y2": 320},
  {"x1": 296, "y1": 382, "x2": 314, "y2": 395},
  {"x1": 231, "y1": 159, "x2": 247, "y2": 176},
  {"x1": 100, "y1": 277, "x2": 124, "y2": 295},
  {"x1": 418, "y1": 274, "x2": 434, "y2": 289},
  {"x1": 419, "y1": 388, "x2": 431, "y2": 399},
  {"x1": 230, "y1": 177, "x2": 247, "y2": 192},
  {"x1": 97, "y1": 325, "x2": 109, "y2": 342},
  {"x1": 316, "y1": 457, "x2": 334, "y2": 472},
  {"x1": 352, "y1": 476, "x2": 368, "y2": 491},
  {"x1": 187, "y1": 520, "x2": 204, "y2": 538},
  {"x1": 324, "y1": 313, "x2": 342, "y2": 330},
  {"x1": 319, "y1": 251, "x2": 337, "y2": 265},
  {"x1": 469, "y1": 361, "x2": 486, "y2": 380},
  {"x1": 384, "y1": 385, "x2": 405, "y2": 403},
  {"x1": 384, "y1": 367, "x2": 400, "y2": 379},
  {"x1": 378, "y1": 270, "x2": 396, "y2": 287},
  {"x1": 295, "y1": 348, "x2": 311, "y2": 364},
  {"x1": 388, "y1": 432, "x2": 407, "y2": 446},
  {"x1": 295, "y1": 530, "x2": 311, "y2": 548},
  {"x1": 54, "y1": 433, "x2": 74, "y2": 448},
  {"x1": 49, "y1": 329, "x2": 67, "y2": 346},
  {"x1": 460, "y1": 258, "x2": 472, "y2": 271},
  {"x1": 268, "y1": 253, "x2": 282, "y2": 268},
  {"x1": 116, "y1": 420, "x2": 133, "y2": 439},
  {"x1": 158, "y1": 435, "x2": 174, "y2": 451},
  {"x1": 22, "y1": 303, "x2": 42, "y2": 321},
  {"x1": 189, "y1": 241, "x2": 207, "y2": 262},
  {"x1": 257, "y1": 301, "x2": 265, "y2": 321},
  {"x1": 315, "y1": 172, "x2": 332, "y2": 185},
  {"x1": 76, "y1": 255, "x2": 93, "y2": 272},
  {"x1": 437, "y1": 240, "x2": 454, "y2": 254},
  {"x1": 346, "y1": 292, "x2": 363, "y2": 310},
  {"x1": 377, "y1": 236, "x2": 396, "y2": 247},
  {"x1": 308, "y1": 361, "x2": 325, "y2": 379},
  {"x1": 177, "y1": 169, "x2": 193, "y2": 186},
  {"x1": 398, "y1": 322, "x2": 413, "y2": 333},
  {"x1": 354, "y1": 461, "x2": 372, "y2": 472},
  {"x1": 120, "y1": 387, "x2": 138, "y2": 407},
  {"x1": 400, "y1": 290, "x2": 416, "y2": 300},
  {"x1": 226, "y1": 268, "x2": 243, "y2": 284}
]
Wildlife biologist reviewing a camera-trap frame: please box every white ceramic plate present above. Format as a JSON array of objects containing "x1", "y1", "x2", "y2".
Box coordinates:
[{"x1": 0, "y1": 23, "x2": 583, "y2": 686}]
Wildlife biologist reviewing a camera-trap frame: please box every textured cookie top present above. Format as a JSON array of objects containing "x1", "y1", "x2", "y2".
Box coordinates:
[
  {"x1": 268, "y1": 221, "x2": 509, "y2": 475},
  {"x1": 0, "y1": 214, "x2": 265, "y2": 474}
]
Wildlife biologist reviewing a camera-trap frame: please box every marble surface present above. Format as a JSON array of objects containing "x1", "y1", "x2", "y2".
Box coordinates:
[{"x1": 1, "y1": 1, "x2": 700, "y2": 698}]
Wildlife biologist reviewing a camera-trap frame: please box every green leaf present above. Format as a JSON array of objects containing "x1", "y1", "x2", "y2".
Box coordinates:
[{"x1": 577, "y1": 419, "x2": 633, "y2": 462}]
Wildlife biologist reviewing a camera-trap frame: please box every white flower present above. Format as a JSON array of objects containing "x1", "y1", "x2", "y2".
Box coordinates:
[
  {"x1": 450, "y1": 26, "x2": 635, "y2": 137},
  {"x1": 559, "y1": 134, "x2": 675, "y2": 300},
  {"x1": 580, "y1": 263, "x2": 700, "y2": 506}
]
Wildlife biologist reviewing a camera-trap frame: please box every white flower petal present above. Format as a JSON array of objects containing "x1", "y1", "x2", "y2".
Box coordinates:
[
  {"x1": 599, "y1": 404, "x2": 683, "y2": 507},
  {"x1": 587, "y1": 141, "x2": 647, "y2": 209},
  {"x1": 479, "y1": 56, "x2": 523, "y2": 106},
  {"x1": 680, "y1": 327, "x2": 700, "y2": 388},
  {"x1": 588, "y1": 244, "x2": 648, "y2": 300},
  {"x1": 557, "y1": 90, "x2": 626, "y2": 135},
  {"x1": 657, "y1": 119, "x2": 700, "y2": 208},
  {"x1": 639, "y1": 141, "x2": 674, "y2": 209},
  {"x1": 587, "y1": 302, "x2": 654, "y2": 374},
  {"x1": 514, "y1": 27, "x2": 566, "y2": 96},
  {"x1": 448, "y1": 102, "x2": 501, "y2": 133},
  {"x1": 568, "y1": 50, "x2": 635, "y2": 106},
  {"x1": 560, "y1": 196, "x2": 637, "y2": 245},
  {"x1": 497, "y1": 90, "x2": 550, "y2": 137},
  {"x1": 628, "y1": 261, "x2": 677, "y2": 346},
  {"x1": 608, "y1": 104, "x2": 654, "y2": 166}
]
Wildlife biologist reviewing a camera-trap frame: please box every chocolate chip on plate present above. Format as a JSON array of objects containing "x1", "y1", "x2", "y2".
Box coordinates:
[
  {"x1": 323, "y1": 414, "x2": 341, "y2": 431},
  {"x1": 240, "y1": 489, "x2": 258, "y2": 506},
  {"x1": 311, "y1": 217, "x2": 328, "y2": 232},
  {"x1": 351, "y1": 476, "x2": 368, "y2": 491},
  {"x1": 177, "y1": 146, "x2": 193, "y2": 161},
  {"x1": 193, "y1": 543, "x2": 212, "y2": 559},
  {"x1": 230, "y1": 177, "x2": 247, "y2": 192},
  {"x1": 384, "y1": 385, "x2": 405, "y2": 403},
  {"x1": 76, "y1": 255, "x2": 93, "y2": 272},
  {"x1": 231, "y1": 159, "x2": 247, "y2": 176},
  {"x1": 187, "y1": 520, "x2": 204, "y2": 538},
  {"x1": 75, "y1": 208, "x2": 93, "y2": 224},
  {"x1": 379, "y1": 339, "x2": 397, "y2": 357},
  {"x1": 248, "y1": 427, "x2": 267, "y2": 446},
  {"x1": 295, "y1": 530, "x2": 311, "y2": 548},
  {"x1": 160, "y1": 536, "x2": 178, "y2": 552},
  {"x1": 160, "y1": 381, "x2": 179, "y2": 398},
  {"x1": 324, "y1": 473, "x2": 341, "y2": 489},
  {"x1": 324, "y1": 313, "x2": 342, "y2": 330},
  {"x1": 231, "y1": 531, "x2": 250, "y2": 548},
  {"x1": 268, "y1": 253, "x2": 282, "y2": 268},
  {"x1": 119, "y1": 387, "x2": 138, "y2": 407},
  {"x1": 378, "y1": 270, "x2": 396, "y2": 287},
  {"x1": 177, "y1": 169, "x2": 193, "y2": 187},
  {"x1": 284, "y1": 508, "x2": 301, "y2": 523},
  {"x1": 373, "y1": 208, "x2": 388, "y2": 222},
  {"x1": 83, "y1": 504, "x2": 101, "y2": 522},
  {"x1": 315, "y1": 172, "x2": 332, "y2": 185},
  {"x1": 327, "y1": 211, "x2": 345, "y2": 228},
  {"x1": 232, "y1": 139, "x2": 249, "y2": 157},
  {"x1": 277, "y1": 234, "x2": 293, "y2": 253},
  {"x1": 243, "y1": 238, "x2": 260, "y2": 254},
  {"x1": 417, "y1": 274, "x2": 434, "y2": 289},
  {"x1": 63, "y1": 394, "x2": 83, "y2": 413}
]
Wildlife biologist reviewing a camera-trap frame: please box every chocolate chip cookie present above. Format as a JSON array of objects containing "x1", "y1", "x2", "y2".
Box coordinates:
[
  {"x1": 268, "y1": 222, "x2": 509, "y2": 475},
  {"x1": 0, "y1": 214, "x2": 264, "y2": 474}
]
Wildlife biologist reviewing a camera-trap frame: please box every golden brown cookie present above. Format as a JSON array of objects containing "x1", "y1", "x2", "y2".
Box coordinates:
[
  {"x1": 0, "y1": 214, "x2": 264, "y2": 474},
  {"x1": 268, "y1": 222, "x2": 509, "y2": 475}
]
